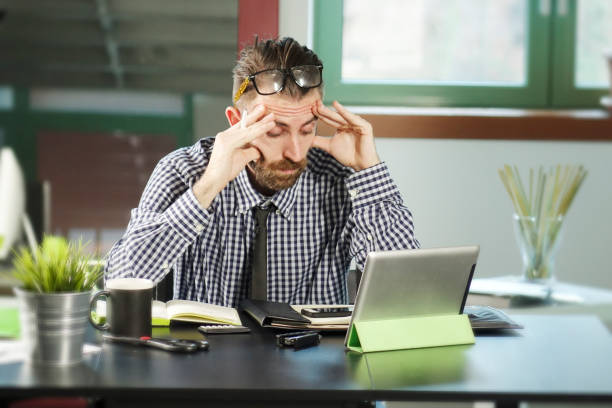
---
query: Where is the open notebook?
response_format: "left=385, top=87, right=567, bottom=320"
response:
left=152, top=299, right=241, bottom=326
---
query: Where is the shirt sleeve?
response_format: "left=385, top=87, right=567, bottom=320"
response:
left=104, top=160, right=212, bottom=284
left=342, top=162, right=420, bottom=271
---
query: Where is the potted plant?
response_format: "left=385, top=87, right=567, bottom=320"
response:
left=12, top=235, right=103, bottom=365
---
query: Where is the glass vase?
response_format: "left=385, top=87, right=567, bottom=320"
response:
left=512, top=214, right=564, bottom=285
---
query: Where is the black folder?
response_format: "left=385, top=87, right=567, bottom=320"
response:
left=240, top=299, right=310, bottom=328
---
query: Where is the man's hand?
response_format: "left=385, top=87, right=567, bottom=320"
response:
left=312, top=101, right=380, bottom=171
left=192, top=105, right=275, bottom=209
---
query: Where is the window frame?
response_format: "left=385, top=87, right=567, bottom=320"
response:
left=551, top=0, right=609, bottom=107
left=313, top=0, right=608, bottom=108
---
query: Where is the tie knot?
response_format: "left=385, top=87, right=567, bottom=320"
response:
left=254, top=205, right=274, bottom=227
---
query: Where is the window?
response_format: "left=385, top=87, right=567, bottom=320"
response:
left=552, top=0, right=612, bottom=106
left=0, top=87, right=13, bottom=110
left=575, top=0, right=612, bottom=87
left=314, top=0, right=612, bottom=108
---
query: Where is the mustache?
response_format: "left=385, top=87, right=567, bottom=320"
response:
left=268, top=158, right=306, bottom=171
left=251, top=158, right=307, bottom=171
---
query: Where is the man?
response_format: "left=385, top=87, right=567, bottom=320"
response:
left=105, top=37, right=419, bottom=307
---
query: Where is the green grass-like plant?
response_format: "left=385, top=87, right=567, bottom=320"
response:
left=12, top=235, right=103, bottom=293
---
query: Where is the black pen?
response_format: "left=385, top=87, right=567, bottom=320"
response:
left=103, top=334, right=208, bottom=352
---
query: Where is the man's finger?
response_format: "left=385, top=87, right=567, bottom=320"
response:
left=332, top=101, right=368, bottom=127
left=314, top=104, right=346, bottom=128
left=231, top=104, right=267, bottom=130
left=315, top=102, right=347, bottom=127
left=229, top=112, right=274, bottom=146
left=242, top=146, right=261, bottom=164
left=241, top=104, right=268, bottom=128
left=240, top=117, right=275, bottom=146
left=245, top=104, right=268, bottom=126
left=312, top=136, right=331, bottom=153
left=316, top=112, right=344, bottom=129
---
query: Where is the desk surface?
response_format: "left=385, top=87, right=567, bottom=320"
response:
left=1, top=314, right=612, bottom=407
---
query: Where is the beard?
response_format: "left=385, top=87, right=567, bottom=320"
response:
left=248, top=157, right=308, bottom=192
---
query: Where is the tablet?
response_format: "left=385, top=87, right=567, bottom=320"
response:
left=344, top=246, right=479, bottom=347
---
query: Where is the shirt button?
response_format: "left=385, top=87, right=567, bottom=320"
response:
left=349, top=189, right=359, bottom=198
left=195, top=224, right=204, bottom=233
left=275, top=210, right=281, bottom=215
left=367, top=234, right=373, bottom=241
left=163, top=263, right=170, bottom=270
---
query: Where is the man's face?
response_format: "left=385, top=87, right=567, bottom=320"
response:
left=244, top=91, right=320, bottom=193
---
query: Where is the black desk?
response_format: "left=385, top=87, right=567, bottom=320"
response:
left=1, top=315, right=612, bottom=408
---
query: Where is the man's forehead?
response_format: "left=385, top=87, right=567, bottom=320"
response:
left=265, top=103, right=314, bottom=117
left=252, top=92, right=320, bottom=118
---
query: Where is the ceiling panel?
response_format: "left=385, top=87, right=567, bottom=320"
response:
left=113, top=19, right=236, bottom=47
left=0, top=0, right=238, bottom=94
left=108, top=0, right=237, bottom=20
left=119, top=45, right=235, bottom=71
left=0, top=0, right=97, bottom=18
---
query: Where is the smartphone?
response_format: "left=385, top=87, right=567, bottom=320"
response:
left=301, top=307, right=353, bottom=318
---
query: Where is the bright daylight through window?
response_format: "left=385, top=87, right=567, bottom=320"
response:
left=575, top=0, right=612, bottom=88
left=342, top=0, right=526, bottom=85
left=316, top=0, right=612, bottom=107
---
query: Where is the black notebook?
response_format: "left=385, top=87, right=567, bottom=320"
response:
left=240, top=299, right=310, bottom=328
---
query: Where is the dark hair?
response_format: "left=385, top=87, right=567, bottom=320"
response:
left=232, top=37, right=323, bottom=105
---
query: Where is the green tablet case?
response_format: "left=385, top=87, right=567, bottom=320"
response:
left=348, top=344, right=469, bottom=387
left=346, top=313, right=475, bottom=353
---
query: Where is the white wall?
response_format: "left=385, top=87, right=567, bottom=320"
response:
left=279, top=0, right=313, bottom=47
left=280, top=0, right=612, bottom=289
left=193, top=94, right=232, bottom=139
left=376, top=138, right=612, bottom=289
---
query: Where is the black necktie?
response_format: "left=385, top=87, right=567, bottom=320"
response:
left=251, top=205, right=274, bottom=300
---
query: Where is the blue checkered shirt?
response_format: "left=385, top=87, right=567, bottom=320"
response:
left=105, top=137, right=419, bottom=307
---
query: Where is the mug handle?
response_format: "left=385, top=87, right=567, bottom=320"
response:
left=89, top=290, right=110, bottom=331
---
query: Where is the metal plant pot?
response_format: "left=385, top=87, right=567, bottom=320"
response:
left=13, top=287, right=92, bottom=366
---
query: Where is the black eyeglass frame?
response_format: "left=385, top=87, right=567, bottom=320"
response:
left=248, top=65, right=323, bottom=96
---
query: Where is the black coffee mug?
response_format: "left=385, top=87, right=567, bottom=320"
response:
left=89, top=278, right=154, bottom=338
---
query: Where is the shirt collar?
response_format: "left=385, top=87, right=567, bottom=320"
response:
left=233, top=169, right=262, bottom=216
left=232, top=167, right=305, bottom=219
left=270, top=173, right=303, bottom=219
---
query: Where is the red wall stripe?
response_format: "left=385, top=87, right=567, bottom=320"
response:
left=237, top=0, right=279, bottom=52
